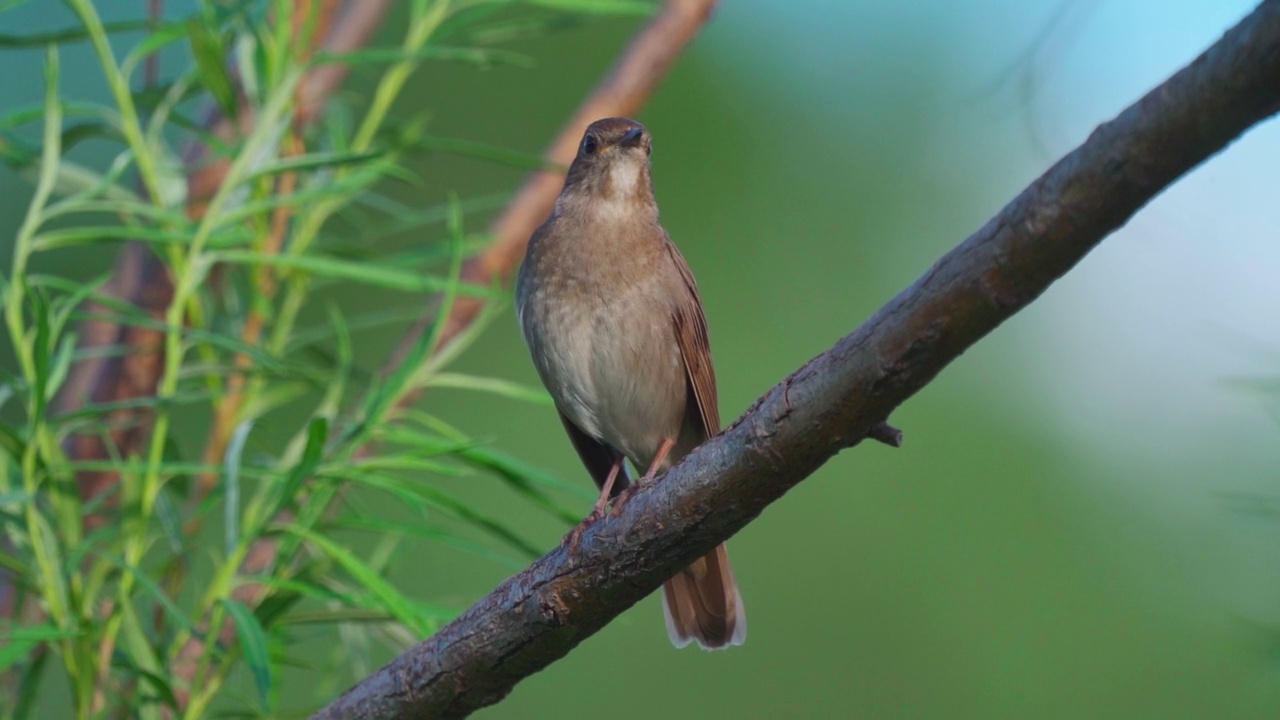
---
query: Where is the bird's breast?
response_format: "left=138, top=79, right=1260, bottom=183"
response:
left=522, top=266, right=688, bottom=469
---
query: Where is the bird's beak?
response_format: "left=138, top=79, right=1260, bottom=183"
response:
left=619, top=127, right=645, bottom=148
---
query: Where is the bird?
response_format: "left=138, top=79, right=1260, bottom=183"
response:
left=515, top=117, right=746, bottom=650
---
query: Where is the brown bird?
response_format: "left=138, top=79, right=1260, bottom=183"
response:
left=515, top=117, right=745, bottom=649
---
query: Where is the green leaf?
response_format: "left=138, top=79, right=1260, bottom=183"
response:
left=282, top=525, right=436, bottom=635
left=334, top=516, right=523, bottom=570
left=44, top=158, right=141, bottom=205
left=96, top=554, right=194, bottom=631
left=265, top=417, right=328, bottom=523
left=275, top=608, right=396, bottom=626
left=12, top=641, right=48, bottom=720
left=424, top=372, right=553, bottom=405
left=213, top=250, right=496, bottom=297
left=0, top=421, right=24, bottom=461
left=410, top=135, right=562, bottom=172
left=154, top=487, right=184, bottom=554
left=125, top=19, right=191, bottom=66
left=0, top=624, right=78, bottom=671
left=336, top=471, right=542, bottom=559
left=0, top=20, right=149, bottom=47
left=29, top=289, right=51, bottom=421
left=524, top=0, right=657, bottom=15
left=224, top=420, right=254, bottom=558
left=109, top=655, right=180, bottom=711
left=186, top=18, right=238, bottom=117
left=313, top=45, right=534, bottom=70
left=243, top=149, right=385, bottom=182
left=32, top=224, right=244, bottom=252
left=42, top=332, right=76, bottom=403
left=221, top=598, right=272, bottom=703
left=459, top=446, right=585, bottom=525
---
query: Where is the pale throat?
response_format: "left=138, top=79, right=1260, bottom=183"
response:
left=592, top=159, right=651, bottom=221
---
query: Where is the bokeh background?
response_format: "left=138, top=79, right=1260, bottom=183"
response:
left=3, top=1, right=1280, bottom=717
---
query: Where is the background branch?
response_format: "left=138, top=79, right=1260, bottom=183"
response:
left=312, top=2, right=1280, bottom=718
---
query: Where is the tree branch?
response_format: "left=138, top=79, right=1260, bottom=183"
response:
left=312, top=2, right=1280, bottom=718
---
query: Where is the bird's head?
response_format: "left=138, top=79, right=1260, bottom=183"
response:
left=561, top=117, right=655, bottom=209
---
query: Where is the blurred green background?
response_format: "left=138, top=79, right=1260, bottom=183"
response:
left=3, top=1, right=1280, bottom=717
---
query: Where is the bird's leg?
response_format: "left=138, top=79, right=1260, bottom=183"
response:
left=563, top=457, right=623, bottom=551
left=610, top=437, right=674, bottom=516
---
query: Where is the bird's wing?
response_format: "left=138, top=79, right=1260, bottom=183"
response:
left=665, top=238, right=720, bottom=436
left=557, top=409, right=631, bottom=495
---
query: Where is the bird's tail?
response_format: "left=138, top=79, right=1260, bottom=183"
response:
left=662, top=543, right=746, bottom=650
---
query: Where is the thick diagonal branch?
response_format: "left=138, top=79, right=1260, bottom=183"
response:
left=313, top=2, right=1280, bottom=718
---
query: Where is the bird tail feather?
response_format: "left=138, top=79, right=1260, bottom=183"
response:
left=662, top=543, right=746, bottom=650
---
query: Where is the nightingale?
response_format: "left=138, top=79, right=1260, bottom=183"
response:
left=515, top=117, right=746, bottom=650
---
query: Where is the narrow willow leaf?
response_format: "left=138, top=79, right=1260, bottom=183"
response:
left=186, top=18, right=237, bottom=117
left=124, top=19, right=190, bottom=69
left=0, top=19, right=149, bottom=47
left=0, top=546, right=31, bottom=577
left=50, top=390, right=216, bottom=425
left=115, top=601, right=176, bottom=715
left=29, top=290, right=51, bottom=420
left=356, top=191, right=508, bottom=243
left=0, top=421, right=24, bottom=461
left=154, top=487, right=183, bottom=554
left=95, top=554, right=194, bottom=631
left=458, top=446, right=586, bottom=525
left=65, top=460, right=268, bottom=480
left=31, top=224, right=241, bottom=252
left=213, top=250, right=496, bottom=297
left=111, top=658, right=179, bottom=711
left=524, top=0, right=657, bottom=15
left=243, top=149, right=384, bottom=181
left=414, top=412, right=592, bottom=499
left=221, top=598, right=272, bottom=703
left=12, top=640, right=48, bottom=720
left=42, top=332, right=76, bottom=403
left=48, top=272, right=109, bottom=339
left=58, top=122, right=124, bottom=155
left=282, top=526, right=434, bottom=635
left=313, top=45, right=534, bottom=69
left=239, top=575, right=355, bottom=607
left=314, top=305, right=351, bottom=422
left=348, top=455, right=467, bottom=476
left=424, top=372, right=553, bottom=405
left=334, top=516, right=523, bottom=570
left=0, top=624, right=78, bottom=671
left=214, top=171, right=387, bottom=228
left=411, top=135, right=562, bottom=172
left=286, top=307, right=423, bottom=352
left=224, top=420, right=254, bottom=558
left=275, top=608, right=395, bottom=626
left=266, top=417, right=327, bottom=523
left=334, top=471, right=541, bottom=559
left=317, top=470, right=429, bottom=517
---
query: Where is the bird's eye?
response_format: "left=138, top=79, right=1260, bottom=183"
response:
left=582, top=134, right=599, bottom=156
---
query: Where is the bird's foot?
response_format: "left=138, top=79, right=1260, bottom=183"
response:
left=562, top=508, right=603, bottom=553
left=608, top=483, right=642, bottom=517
